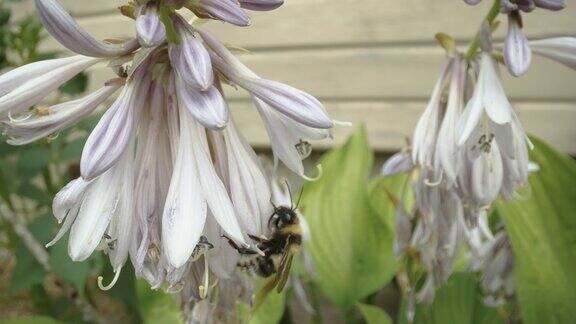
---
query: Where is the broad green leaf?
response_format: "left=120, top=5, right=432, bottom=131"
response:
left=17, top=182, right=52, bottom=205
left=250, top=282, right=286, bottom=324
left=59, top=72, right=88, bottom=95
left=101, top=263, right=143, bottom=323
left=10, top=217, right=53, bottom=293
left=357, top=303, right=392, bottom=324
left=301, top=125, right=397, bottom=310
left=48, top=236, right=94, bottom=295
left=17, top=147, right=51, bottom=176
left=496, top=137, right=576, bottom=324
left=2, top=316, right=64, bottom=324
left=137, top=280, right=182, bottom=324
left=400, top=273, right=504, bottom=324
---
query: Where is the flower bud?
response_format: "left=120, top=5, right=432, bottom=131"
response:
left=35, top=0, right=139, bottom=57
left=239, top=0, right=284, bottom=11
left=136, top=4, right=166, bottom=47
left=504, top=12, right=532, bottom=77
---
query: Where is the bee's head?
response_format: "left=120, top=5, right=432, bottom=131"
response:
left=269, top=206, right=298, bottom=229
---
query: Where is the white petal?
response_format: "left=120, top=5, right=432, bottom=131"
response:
left=108, top=146, right=135, bottom=269
left=0, top=56, right=100, bottom=118
left=175, top=76, right=228, bottom=129
left=4, top=85, right=120, bottom=145
left=382, top=151, right=413, bottom=177
left=530, top=37, right=576, bottom=70
left=162, top=106, right=207, bottom=268
left=68, top=167, right=122, bottom=261
left=229, top=76, right=333, bottom=129
left=136, top=6, right=166, bottom=48
left=457, top=82, right=484, bottom=146
left=52, top=177, right=91, bottom=223
left=189, top=114, right=245, bottom=245
left=35, top=0, right=139, bottom=57
left=413, top=60, right=452, bottom=164
left=254, top=97, right=305, bottom=176
left=471, top=144, right=503, bottom=206
left=504, top=15, right=532, bottom=77
left=0, top=56, right=82, bottom=97
left=223, top=120, right=272, bottom=235
left=437, top=59, right=466, bottom=183
left=480, top=54, right=513, bottom=125
left=170, top=23, right=213, bottom=90
left=80, top=74, right=148, bottom=180
left=46, top=205, right=80, bottom=248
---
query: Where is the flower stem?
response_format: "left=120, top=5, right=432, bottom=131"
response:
left=465, top=0, right=501, bottom=60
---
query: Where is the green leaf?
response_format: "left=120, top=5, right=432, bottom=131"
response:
left=496, top=137, right=576, bottom=324
left=48, top=236, right=94, bottom=295
left=301, top=125, right=397, bottom=310
left=400, top=273, right=504, bottom=324
left=250, top=281, right=286, bottom=324
left=10, top=216, right=54, bottom=293
left=1, top=316, right=64, bottom=324
left=357, top=303, right=392, bottom=324
left=17, top=182, right=52, bottom=206
left=137, top=280, right=182, bottom=324
left=102, top=263, right=143, bottom=323
left=59, top=137, right=87, bottom=161
left=17, top=147, right=51, bottom=176
left=59, top=72, right=88, bottom=95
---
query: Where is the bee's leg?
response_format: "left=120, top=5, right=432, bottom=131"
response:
left=248, top=234, right=269, bottom=243
left=223, top=235, right=258, bottom=255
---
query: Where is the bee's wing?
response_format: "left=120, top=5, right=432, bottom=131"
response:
left=276, top=252, right=294, bottom=293
left=275, top=235, right=297, bottom=293
left=253, top=275, right=281, bottom=311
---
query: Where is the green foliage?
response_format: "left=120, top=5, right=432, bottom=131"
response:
left=48, top=236, right=96, bottom=294
left=2, top=316, right=64, bottom=324
left=357, top=303, right=392, bottom=324
left=401, top=273, right=504, bottom=324
left=496, top=137, right=576, bottom=324
left=250, top=281, right=286, bottom=324
left=137, top=280, right=182, bottom=324
left=10, top=217, right=53, bottom=293
left=300, top=125, right=397, bottom=311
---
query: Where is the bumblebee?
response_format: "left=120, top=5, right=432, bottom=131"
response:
left=226, top=187, right=307, bottom=308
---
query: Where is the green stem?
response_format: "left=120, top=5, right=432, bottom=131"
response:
left=465, top=0, right=501, bottom=60
left=42, top=166, right=57, bottom=196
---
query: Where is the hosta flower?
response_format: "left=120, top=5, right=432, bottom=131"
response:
left=388, top=25, right=532, bottom=306
left=136, top=2, right=166, bottom=47
left=465, top=0, right=566, bottom=76
left=530, top=37, right=576, bottom=70
left=1, top=0, right=333, bottom=296
left=504, top=11, right=531, bottom=77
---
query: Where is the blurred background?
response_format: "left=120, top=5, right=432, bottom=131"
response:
left=0, top=0, right=575, bottom=323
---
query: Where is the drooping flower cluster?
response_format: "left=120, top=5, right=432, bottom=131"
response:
left=0, top=0, right=332, bottom=308
left=178, top=166, right=311, bottom=322
left=464, top=0, right=567, bottom=76
left=385, top=9, right=576, bottom=305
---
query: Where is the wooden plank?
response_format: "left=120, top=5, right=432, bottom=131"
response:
left=85, top=47, right=576, bottom=101
left=229, top=100, right=576, bottom=154
left=29, top=0, right=576, bottom=50
left=8, top=0, right=120, bottom=19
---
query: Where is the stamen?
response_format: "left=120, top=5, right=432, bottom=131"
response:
left=424, top=170, right=443, bottom=186
left=198, top=255, right=211, bottom=299
left=333, top=120, right=353, bottom=127
left=47, top=133, right=60, bottom=142
left=98, top=266, right=123, bottom=291
left=8, top=111, right=32, bottom=123
left=303, top=164, right=323, bottom=182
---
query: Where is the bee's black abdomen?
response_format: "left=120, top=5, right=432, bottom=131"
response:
left=256, top=257, right=276, bottom=277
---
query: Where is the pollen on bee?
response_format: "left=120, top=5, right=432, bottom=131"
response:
left=35, top=105, right=52, bottom=117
